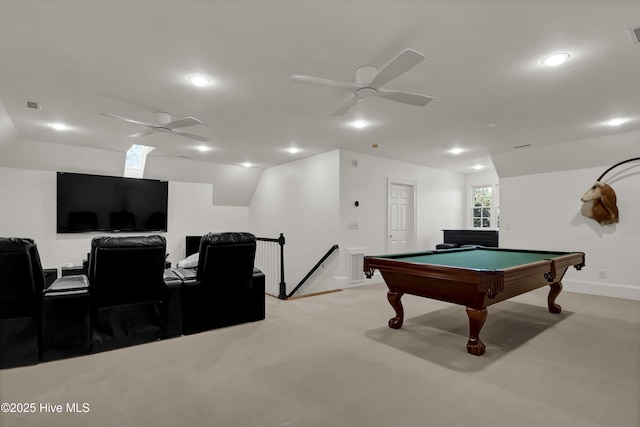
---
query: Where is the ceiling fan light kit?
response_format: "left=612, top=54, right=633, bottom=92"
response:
left=290, top=48, right=434, bottom=116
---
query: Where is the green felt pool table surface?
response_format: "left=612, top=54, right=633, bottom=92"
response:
left=378, top=247, right=573, bottom=271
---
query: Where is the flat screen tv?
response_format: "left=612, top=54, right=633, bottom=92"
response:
left=57, top=172, right=168, bottom=233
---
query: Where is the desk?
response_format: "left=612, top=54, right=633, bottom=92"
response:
left=364, top=247, right=585, bottom=355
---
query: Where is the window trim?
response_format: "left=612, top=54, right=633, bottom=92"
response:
left=469, top=184, right=499, bottom=229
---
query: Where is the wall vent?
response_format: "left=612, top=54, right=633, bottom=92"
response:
left=26, top=101, right=40, bottom=109
left=629, top=26, right=640, bottom=44
left=348, top=247, right=366, bottom=284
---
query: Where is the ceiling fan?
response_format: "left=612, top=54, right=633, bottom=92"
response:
left=290, top=48, right=434, bottom=116
left=100, top=111, right=209, bottom=141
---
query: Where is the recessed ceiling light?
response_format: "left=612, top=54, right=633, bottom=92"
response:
left=241, top=162, right=253, bottom=168
left=351, top=120, right=369, bottom=129
left=188, top=74, right=212, bottom=87
left=472, top=165, right=485, bottom=170
left=50, top=122, right=68, bottom=131
left=541, top=53, right=571, bottom=66
left=287, top=147, right=301, bottom=154
left=449, top=148, right=464, bottom=155
left=196, top=145, right=210, bottom=152
left=605, top=118, right=627, bottom=126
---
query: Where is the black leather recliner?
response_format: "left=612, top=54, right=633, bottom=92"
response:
left=0, top=238, right=45, bottom=368
left=178, top=232, right=265, bottom=334
left=88, top=235, right=181, bottom=352
left=1, top=237, right=92, bottom=367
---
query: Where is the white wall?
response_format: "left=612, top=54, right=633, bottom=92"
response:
left=0, top=100, right=19, bottom=148
left=0, top=132, right=260, bottom=269
left=339, top=150, right=465, bottom=254
left=338, top=150, right=465, bottom=289
left=0, top=166, right=249, bottom=272
left=499, top=165, right=640, bottom=300
left=0, top=137, right=263, bottom=206
left=250, top=149, right=466, bottom=296
left=165, top=181, right=250, bottom=263
left=492, top=130, right=640, bottom=178
left=249, top=150, right=341, bottom=296
left=144, top=156, right=262, bottom=207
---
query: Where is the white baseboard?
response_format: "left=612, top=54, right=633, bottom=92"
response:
left=563, top=279, right=640, bottom=301
left=334, top=272, right=383, bottom=289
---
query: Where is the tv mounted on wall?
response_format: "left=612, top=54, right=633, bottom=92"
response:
left=57, top=172, right=169, bottom=233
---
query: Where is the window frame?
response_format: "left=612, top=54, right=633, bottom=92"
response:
left=469, top=184, right=499, bottom=229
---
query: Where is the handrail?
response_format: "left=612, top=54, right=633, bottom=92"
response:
left=257, top=234, right=286, bottom=299
left=287, top=244, right=339, bottom=299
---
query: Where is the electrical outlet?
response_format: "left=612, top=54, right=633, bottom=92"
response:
left=598, top=270, right=606, bottom=280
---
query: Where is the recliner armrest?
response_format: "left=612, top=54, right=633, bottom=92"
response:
left=43, top=275, right=89, bottom=296
left=172, top=267, right=197, bottom=283
left=41, top=275, right=91, bottom=361
left=163, top=269, right=183, bottom=338
left=250, top=268, right=265, bottom=321
left=252, top=268, right=265, bottom=290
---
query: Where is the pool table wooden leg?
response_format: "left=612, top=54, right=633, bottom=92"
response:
left=548, top=281, right=563, bottom=313
left=466, top=307, right=487, bottom=356
left=387, top=290, right=404, bottom=329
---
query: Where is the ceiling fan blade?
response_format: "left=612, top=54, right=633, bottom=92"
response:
left=368, top=49, right=425, bottom=89
left=171, top=129, right=210, bottom=142
left=329, top=94, right=361, bottom=116
left=290, top=74, right=360, bottom=90
left=101, top=112, right=155, bottom=127
left=164, top=117, right=202, bottom=129
left=129, top=130, right=155, bottom=138
left=377, top=89, right=434, bottom=106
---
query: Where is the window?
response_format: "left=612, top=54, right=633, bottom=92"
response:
left=471, top=185, right=499, bottom=228
left=124, top=144, right=155, bottom=178
left=125, top=144, right=145, bottom=169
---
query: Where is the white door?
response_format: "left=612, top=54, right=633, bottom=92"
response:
left=388, top=182, right=415, bottom=253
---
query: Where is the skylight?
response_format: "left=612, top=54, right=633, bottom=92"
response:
left=125, top=144, right=145, bottom=169
left=124, top=144, right=155, bottom=178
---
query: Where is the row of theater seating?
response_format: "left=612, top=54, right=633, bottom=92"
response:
left=0, top=232, right=265, bottom=369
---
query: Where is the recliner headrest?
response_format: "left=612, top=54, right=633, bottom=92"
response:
left=91, top=235, right=166, bottom=249
left=0, top=237, right=36, bottom=253
left=200, top=232, right=256, bottom=247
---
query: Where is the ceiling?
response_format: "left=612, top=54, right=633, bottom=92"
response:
left=1, top=0, right=639, bottom=174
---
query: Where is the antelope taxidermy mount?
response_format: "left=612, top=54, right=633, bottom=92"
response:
left=581, top=182, right=619, bottom=225
left=580, top=157, right=640, bottom=226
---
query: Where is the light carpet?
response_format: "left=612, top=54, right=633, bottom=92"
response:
left=1, top=282, right=639, bottom=427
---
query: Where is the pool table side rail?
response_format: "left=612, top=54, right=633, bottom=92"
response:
left=364, top=256, right=545, bottom=295
left=363, top=251, right=585, bottom=296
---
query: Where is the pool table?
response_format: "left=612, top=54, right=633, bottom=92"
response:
left=363, top=246, right=585, bottom=355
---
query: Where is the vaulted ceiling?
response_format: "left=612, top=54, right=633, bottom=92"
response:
left=1, top=0, right=639, bottom=174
